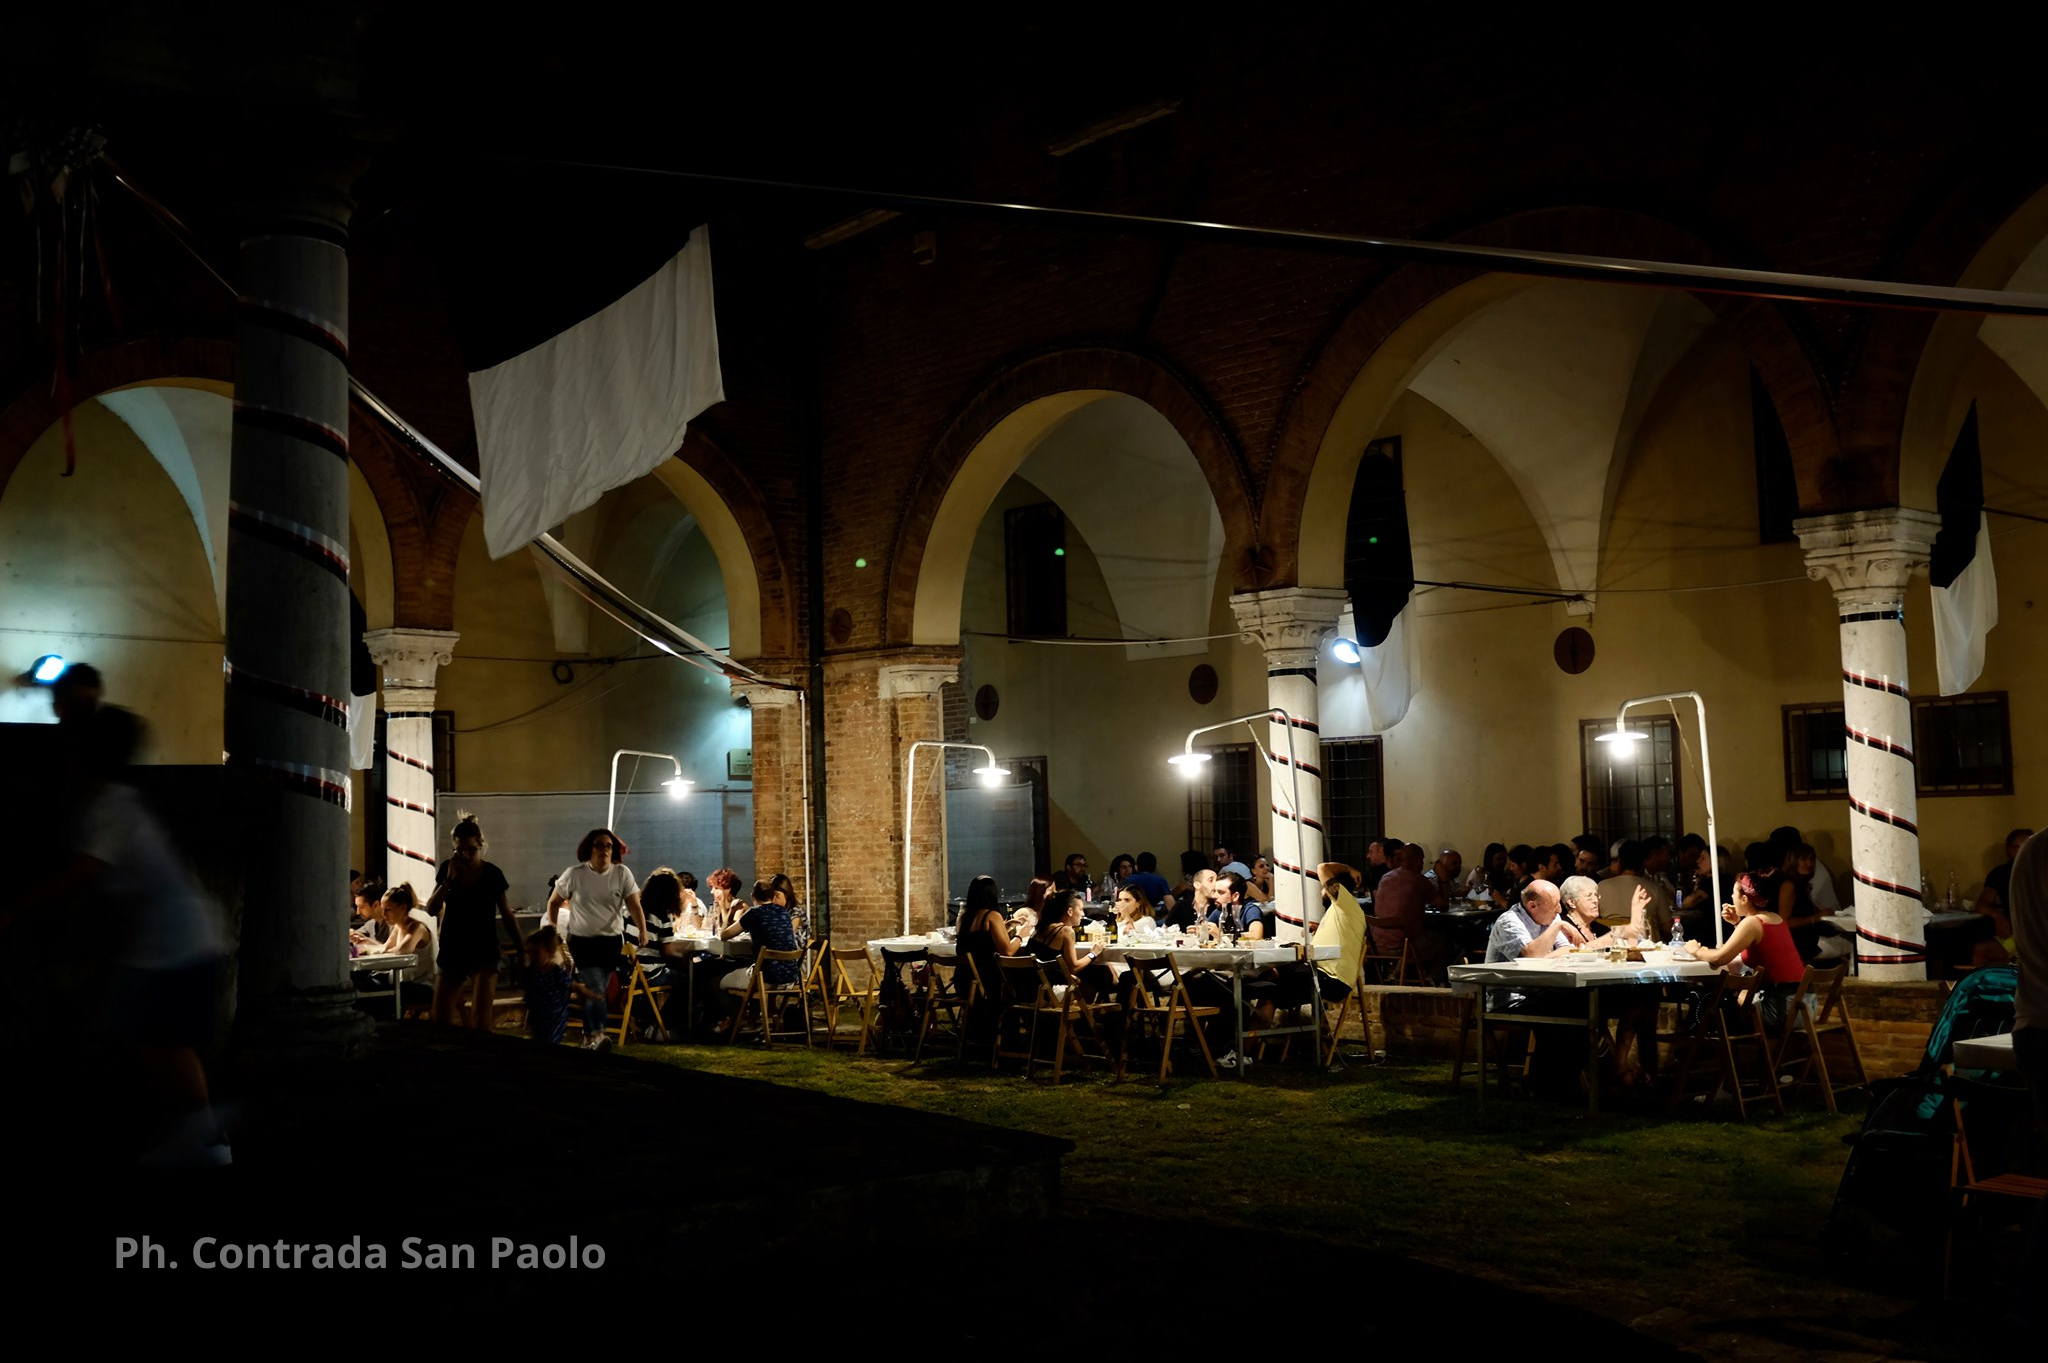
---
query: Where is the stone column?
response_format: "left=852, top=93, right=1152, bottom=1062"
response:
left=819, top=650, right=959, bottom=946
left=223, top=164, right=370, bottom=1058
left=364, top=628, right=460, bottom=899
left=1796, top=508, right=1942, bottom=981
left=1231, top=587, right=1350, bottom=942
left=733, top=671, right=810, bottom=908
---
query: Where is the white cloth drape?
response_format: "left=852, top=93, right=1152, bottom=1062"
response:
left=471, top=226, right=723, bottom=559
left=1931, top=512, right=1997, bottom=696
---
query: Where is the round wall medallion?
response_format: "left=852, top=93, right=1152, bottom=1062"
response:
left=828, top=608, right=853, bottom=646
left=974, top=684, right=1000, bottom=721
left=1188, top=663, right=1219, bottom=705
left=1553, top=626, right=1595, bottom=675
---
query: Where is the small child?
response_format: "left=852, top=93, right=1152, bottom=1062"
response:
left=524, top=926, right=581, bottom=1045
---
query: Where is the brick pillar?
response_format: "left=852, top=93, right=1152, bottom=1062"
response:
left=1796, top=508, right=1941, bottom=982
left=820, top=650, right=960, bottom=946
left=363, top=627, right=459, bottom=900
left=1231, top=586, right=1349, bottom=942
left=733, top=672, right=809, bottom=908
left=223, top=162, right=371, bottom=1060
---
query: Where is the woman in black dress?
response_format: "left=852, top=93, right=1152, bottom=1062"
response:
left=429, top=812, right=523, bottom=1029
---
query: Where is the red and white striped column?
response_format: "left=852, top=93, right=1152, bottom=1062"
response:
left=1796, top=509, right=1942, bottom=982
left=1232, top=587, right=1349, bottom=943
left=223, top=168, right=369, bottom=1053
left=364, top=629, right=460, bottom=900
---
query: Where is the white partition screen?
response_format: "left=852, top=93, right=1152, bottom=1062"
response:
left=944, top=782, right=1037, bottom=902
left=433, top=789, right=754, bottom=911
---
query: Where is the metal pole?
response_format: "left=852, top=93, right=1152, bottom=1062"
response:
left=901, top=740, right=999, bottom=934
left=608, top=748, right=682, bottom=832
left=1615, top=693, right=1721, bottom=947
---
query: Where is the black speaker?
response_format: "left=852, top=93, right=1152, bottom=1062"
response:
left=1343, top=438, right=1413, bottom=647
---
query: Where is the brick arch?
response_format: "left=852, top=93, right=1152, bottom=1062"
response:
left=0, top=336, right=234, bottom=498
left=1879, top=169, right=2048, bottom=512
left=1263, top=207, right=1839, bottom=589
left=674, top=428, right=797, bottom=662
left=885, top=345, right=1258, bottom=647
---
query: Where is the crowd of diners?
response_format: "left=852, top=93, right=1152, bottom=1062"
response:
left=344, top=818, right=2034, bottom=1075
left=347, top=817, right=806, bottom=1050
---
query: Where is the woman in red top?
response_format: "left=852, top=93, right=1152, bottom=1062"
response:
left=1686, top=871, right=1805, bottom=1030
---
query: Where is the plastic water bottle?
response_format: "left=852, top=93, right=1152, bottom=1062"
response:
left=1945, top=870, right=1959, bottom=913
left=1669, top=917, right=1686, bottom=954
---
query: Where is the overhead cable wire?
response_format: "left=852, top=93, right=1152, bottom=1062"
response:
left=508, top=156, right=2048, bottom=320
left=106, top=162, right=798, bottom=693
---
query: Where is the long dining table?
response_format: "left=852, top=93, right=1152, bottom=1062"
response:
left=1446, top=950, right=1721, bottom=1114
left=866, top=933, right=1338, bottom=1075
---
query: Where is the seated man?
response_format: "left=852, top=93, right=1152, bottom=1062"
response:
left=1050, top=852, right=1092, bottom=895
left=1126, top=853, right=1171, bottom=913
left=1597, top=839, right=1675, bottom=940
left=1369, top=845, right=1451, bottom=980
left=1163, top=867, right=1215, bottom=930
left=1424, top=847, right=1463, bottom=910
left=1207, top=872, right=1265, bottom=939
left=1482, top=879, right=1587, bottom=1095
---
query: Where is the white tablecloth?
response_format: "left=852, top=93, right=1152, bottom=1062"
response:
left=866, top=936, right=1332, bottom=968
left=1447, top=952, right=1720, bottom=993
left=1952, top=1031, right=2016, bottom=1070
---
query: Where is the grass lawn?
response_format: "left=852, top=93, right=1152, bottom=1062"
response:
left=642, top=1042, right=1965, bottom=1360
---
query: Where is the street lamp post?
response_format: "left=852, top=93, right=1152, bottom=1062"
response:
left=1169, top=708, right=1325, bottom=1071
left=607, top=748, right=693, bottom=831
left=1170, top=709, right=1312, bottom=926
left=1593, top=692, right=1722, bottom=946
left=901, top=741, right=1009, bottom=934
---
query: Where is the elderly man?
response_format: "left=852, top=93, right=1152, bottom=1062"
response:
left=1483, top=879, right=1589, bottom=1096
left=1424, top=847, right=1464, bottom=910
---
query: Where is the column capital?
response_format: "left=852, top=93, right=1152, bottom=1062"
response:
left=877, top=659, right=959, bottom=700
left=364, top=627, right=460, bottom=692
left=1231, top=587, right=1350, bottom=668
left=1794, top=508, right=1941, bottom=608
left=731, top=677, right=804, bottom=708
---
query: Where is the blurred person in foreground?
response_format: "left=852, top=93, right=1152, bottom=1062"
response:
left=5, top=707, right=230, bottom=1165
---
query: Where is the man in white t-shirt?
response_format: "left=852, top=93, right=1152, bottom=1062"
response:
left=546, top=829, right=646, bottom=1050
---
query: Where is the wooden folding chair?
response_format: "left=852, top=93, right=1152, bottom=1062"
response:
left=950, top=953, right=990, bottom=1062
left=570, top=945, right=668, bottom=1049
left=1119, top=954, right=1219, bottom=1081
left=1364, top=925, right=1427, bottom=986
left=913, top=952, right=970, bottom=1063
left=724, top=947, right=812, bottom=1048
left=1943, top=1080, right=2048, bottom=1299
left=1771, top=963, right=1866, bottom=1112
left=1031, top=956, right=1112, bottom=1083
left=1665, top=973, right=1783, bottom=1119
left=1451, top=992, right=1539, bottom=1092
left=992, top=956, right=1055, bottom=1073
left=825, top=946, right=877, bottom=1051
left=1318, top=956, right=1374, bottom=1067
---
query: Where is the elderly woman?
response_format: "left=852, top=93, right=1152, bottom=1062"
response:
left=546, top=829, right=647, bottom=1052
left=1560, top=874, right=1658, bottom=1082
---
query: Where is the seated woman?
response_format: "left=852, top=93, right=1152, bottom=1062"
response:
left=1111, top=884, right=1156, bottom=938
left=1245, top=856, right=1275, bottom=904
left=956, top=875, right=1017, bottom=1043
left=1025, top=890, right=1109, bottom=997
left=1010, top=876, right=1054, bottom=941
left=640, top=867, right=684, bottom=939
left=1685, top=871, right=1807, bottom=1033
left=375, top=885, right=435, bottom=1012
left=714, top=880, right=802, bottom=1037
left=1559, top=875, right=1660, bottom=1081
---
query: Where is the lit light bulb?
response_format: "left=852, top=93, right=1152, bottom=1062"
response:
left=29, top=654, right=67, bottom=684
left=1331, top=639, right=1362, bottom=666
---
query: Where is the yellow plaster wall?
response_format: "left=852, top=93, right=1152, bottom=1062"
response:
left=0, top=404, right=222, bottom=762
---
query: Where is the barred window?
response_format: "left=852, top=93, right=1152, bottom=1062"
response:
left=1581, top=716, right=1681, bottom=847
left=1782, top=703, right=1849, bottom=800
left=1321, top=738, right=1385, bottom=869
left=1186, top=743, right=1258, bottom=864
left=1914, top=692, right=2012, bottom=795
